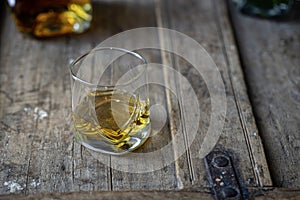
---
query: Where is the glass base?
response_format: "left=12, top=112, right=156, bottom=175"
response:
left=74, top=123, right=151, bottom=155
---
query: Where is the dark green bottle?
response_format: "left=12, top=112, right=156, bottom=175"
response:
left=234, top=0, right=293, bottom=17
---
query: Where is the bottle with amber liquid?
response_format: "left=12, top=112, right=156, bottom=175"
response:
left=6, top=0, right=92, bottom=38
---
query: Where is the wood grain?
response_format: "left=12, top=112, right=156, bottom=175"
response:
left=0, top=188, right=300, bottom=200
left=215, top=0, right=272, bottom=187
left=156, top=0, right=271, bottom=189
left=254, top=188, right=300, bottom=200
left=228, top=0, right=300, bottom=187
left=0, top=191, right=213, bottom=200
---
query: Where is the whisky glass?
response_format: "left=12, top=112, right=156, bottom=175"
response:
left=69, top=47, right=151, bottom=155
left=6, top=0, right=92, bottom=37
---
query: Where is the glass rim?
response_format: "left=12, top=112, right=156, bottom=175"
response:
left=69, top=47, right=147, bottom=88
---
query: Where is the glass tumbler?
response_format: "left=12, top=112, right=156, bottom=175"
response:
left=69, top=47, right=151, bottom=155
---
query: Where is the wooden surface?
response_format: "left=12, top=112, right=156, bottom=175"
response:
left=0, top=191, right=214, bottom=200
left=229, top=1, right=300, bottom=188
left=255, top=188, right=300, bottom=200
left=0, top=188, right=300, bottom=200
left=0, top=0, right=274, bottom=197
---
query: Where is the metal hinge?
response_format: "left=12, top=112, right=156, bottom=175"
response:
left=205, top=149, right=249, bottom=200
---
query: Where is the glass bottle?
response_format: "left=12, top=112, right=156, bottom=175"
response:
left=6, top=0, right=92, bottom=38
left=234, top=0, right=293, bottom=18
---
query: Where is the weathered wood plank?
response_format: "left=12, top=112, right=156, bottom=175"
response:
left=0, top=190, right=213, bottom=200
left=228, top=0, right=300, bottom=187
left=255, top=188, right=300, bottom=200
left=156, top=0, right=271, bottom=189
left=1, top=188, right=300, bottom=200
left=215, top=0, right=272, bottom=187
